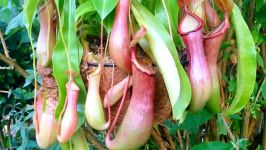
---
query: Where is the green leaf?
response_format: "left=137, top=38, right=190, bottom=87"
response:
left=256, top=4, right=266, bottom=28
left=103, top=9, right=115, bottom=33
left=0, top=8, right=11, bottom=23
left=12, top=88, right=34, bottom=100
left=92, top=0, right=118, bottom=19
left=132, top=1, right=191, bottom=120
left=60, top=142, right=71, bottom=150
left=23, top=0, right=39, bottom=31
left=154, top=0, right=181, bottom=45
left=141, top=0, right=158, bottom=13
left=257, top=51, right=265, bottom=69
left=256, top=0, right=266, bottom=11
left=53, top=0, right=87, bottom=129
left=71, top=128, right=89, bottom=149
left=178, top=109, right=214, bottom=134
left=0, top=95, right=7, bottom=105
left=225, top=4, right=257, bottom=115
left=217, top=115, right=227, bottom=135
left=262, top=81, right=266, bottom=99
left=75, top=0, right=96, bottom=21
left=0, top=0, right=8, bottom=7
left=190, top=141, right=233, bottom=150
left=17, top=128, right=29, bottom=150
left=5, top=12, right=24, bottom=35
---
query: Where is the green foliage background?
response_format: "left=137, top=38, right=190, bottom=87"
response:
left=0, top=0, right=266, bottom=149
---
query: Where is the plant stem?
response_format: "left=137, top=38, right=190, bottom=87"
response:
left=0, top=53, right=29, bottom=78
left=248, top=116, right=259, bottom=139
left=221, top=116, right=239, bottom=150
left=0, top=90, right=9, bottom=94
left=162, top=126, right=176, bottom=149
left=263, top=111, right=266, bottom=150
left=241, top=105, right=250, bottom=139
left=253, top=77, right=266, bottom=105
left=185, top=130, right=190, bottom=150
left=83, top=127, right=107, bottom=150
left=177, top=129, right=184, bottom=150
left=0, top=30, right=11, bottom=59
left=151, top=128, right=167, bottom=150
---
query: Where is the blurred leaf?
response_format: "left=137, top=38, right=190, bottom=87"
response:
left=256, top=0, right=266, bottom=12
left=141, top=0, right=158, bottom=13
left=178, top=109, right=214, bottom=134
left=228, top=76, right=237, bottom=93
left=5, top=12, right=24, bottom=35
left=257, top=51, right=265, bottom=69
left=132, top=1, right=191, bottom=120
left=262, top=80, right=266, bottom=99
left=11, top=88, right=34, bottom=100
left=23, top=69, right=41, bottom=87
left=0, top=8, right=12, bottom=23
left=71, top=128, right=89, bottom=149
left=75, top=0, right=96, bottom=21
left=229, top=114, right=242, bottom=120
left=92, top=0, right=118, bottom=19
left=0, top=0, right=8, bottom=7
left=237, top=139, right=248, bottom=150
left=217, top=115, right=227, bottom=135
left=256, top=4, right=266, bottom=28
left=17, top=128, right=29, bottom=150
left=190, top=141, right=233, bottom=150
left=0, top=95, right=7, bottom=105
left=23, top=0, right=39, bottom=31
left=163, top=119, right=177, bottom=135
left=103, top=9, right=115, bottom=33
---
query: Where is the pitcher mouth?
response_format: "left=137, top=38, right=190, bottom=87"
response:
left=178, top=7, right=203, bottom=36
left=204, top=13, right=230, bottom=39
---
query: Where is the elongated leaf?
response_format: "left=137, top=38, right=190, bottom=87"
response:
left=155, top=0, right=181, bottom=45
left=75, top=0, right=96, bottom=21
left=141, top=0, right=158, bottom=13
left=53, top=0, right=87, bottom=129
left=92, top=0, right=118, bottom=19
left=132, top=1, right=191, bottom=120
left=225, top=4, right=257, bottom=115
left=23, top=0, right=39, bottom=31
left=23, top=0, right=39, bottom=111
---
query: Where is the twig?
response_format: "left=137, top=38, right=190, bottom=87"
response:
left=221, top=116, right=239, bottom=150
left=0, top=66, right=13, bottom=70
left=262, top=111, right=266, bottom=150
left=248, top=117, right=259, bottom=139
left=0, top=30, right=11, bottom=59
left=261, top=44, right=266, bottom=67
left=185, top=131, right=189, bottom=150
left=177, top=129, right=184, bottom=150
left=241, top=105, right=250, bottom=139
left=253, top=77, right=266, bottom=105
left=83, top=127, right=108, bottom=150
left=0, top=90, right=9, bottom=94
left=0, top=30, right=14, bottom=70
left=0, top=53, right=29, bottom=78
left=162, top=126, right=176, bottom=149
left=151, top=128, right=167, bottom=150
